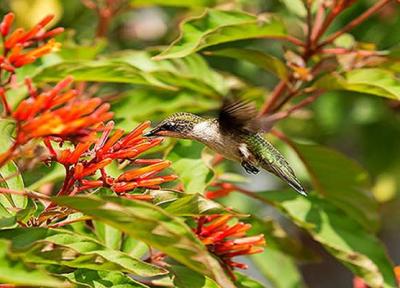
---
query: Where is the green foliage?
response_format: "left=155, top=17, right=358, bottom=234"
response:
left=0, top=239, right=66, bottom=287
left=0, top=1, right=399, bottom=288
left=260, top=191, right=397, bottom=288
left=52, top=195, right=235, bottom=288
left=154, top=9, right=286, bottom=60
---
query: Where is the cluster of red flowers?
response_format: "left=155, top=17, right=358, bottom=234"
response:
left=0, top=13, right=62, bottom=73
left=0, top=13, right=63, bottom=116
left=14, top=76, right=113, bottom=144
left=45, top=120, right=177, bottom=199
left=195, top=215, right=265, bottom=278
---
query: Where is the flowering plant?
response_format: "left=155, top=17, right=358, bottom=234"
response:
left=0, top=1, right=400, bottom=288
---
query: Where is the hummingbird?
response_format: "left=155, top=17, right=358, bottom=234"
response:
left=144, top=99, right=306, bottom=196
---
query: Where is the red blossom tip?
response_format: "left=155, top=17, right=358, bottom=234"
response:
left=0, top=13, right=15, bottom=37
left=117, top=160, right=171, bottom=182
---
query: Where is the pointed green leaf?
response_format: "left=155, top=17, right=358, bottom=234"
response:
left=155, top=9, right=286, bottom=60
left=34, top=52, right=227, bottom=97
left=0, top=228, right=166, bottom=277
left=259, top=191, right=396, bottom=288
left=207, top=48, right=288, bottom=80
left=52, top=195, right=236, bottom=288
left=63, top=268, right=149, bottom=288
left=291, top=143, right=378, bottom=231
left=0, top=119, right=26, bottom=210
left=251, top=249, right=304, bottom=288
left=171, top=265, right=221, bottom=288
left=0, top=239, right=66, bottom=287
left=234, top=272, right=266, bottom=288
left=315, top=68, right=400, bottom=100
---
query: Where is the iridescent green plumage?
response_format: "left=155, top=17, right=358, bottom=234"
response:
left=243, top=134, right=305, bottom=194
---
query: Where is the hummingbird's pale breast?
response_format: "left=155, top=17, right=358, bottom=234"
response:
left=190, top=119, right=245, bottom=162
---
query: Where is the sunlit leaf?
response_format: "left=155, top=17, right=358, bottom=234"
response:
left=171, top=265, right=221, bottom=288
left=155, top=9, right=286, bottom=60
left=251, top=249, right=304, bottom=288
left=259, top=191, right=397, bottom=288
left=234, top=272, right=266, bottom=288
left=34, top=51, right=227, bottom=97
left=291, top=143, right=379, bottom=231
left=0, top=228, right=167, bottom=277
left=52, top=195, right=236, bottom=288
left=162, top=193, right=243, bottom=216
left=168, top=141, right=214, bottom=194
left=0, top=119, right=26, bottom=210
left=315, top=68, right=400, bottom=100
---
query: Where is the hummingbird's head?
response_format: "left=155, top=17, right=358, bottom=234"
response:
left=144, top=113, right=204, bottom=139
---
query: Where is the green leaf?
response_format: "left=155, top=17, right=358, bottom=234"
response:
left=0, top=228, right=166, bottom=277
left=251, top=249, right=304, bottom=288
left=234, top=272, right=266, bottom=288
left=113, top=89, right=219, bottom=125
left=315, top=68, right=400, bottom=100
left=168, top=140, right=214, bottom=194
left=292, top=143, right=378, bottom=232
left=33, top=60, right=174, bottom=89
left=0, top=119, right=26, bottom=210
left=206, top=48, right=288, bottom=80
left=279, top=0, right=307, bottom=17
left=0, top=239, right=66, bottom=287
left=249, top=217, right=317, bottom=262
left=171, top=265, right=221, bottom=288
left=63, top=268, right=149, bottom=288
left=259, top=191, right=397, bottom=288
left=162, top=194, right=242, bottom=216
left=93, top=221, right=122, bottom=250
left=131, top=0, right=216, bottom=7
left=52, top=195, right=236, bottom=288
left=154, top=9, right=286, bottom=60
left=28, top=163, right=65, bottom=190
left=34, top=51, right=227, bottom=97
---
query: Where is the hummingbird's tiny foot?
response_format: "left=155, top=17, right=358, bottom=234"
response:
left=241, top=161, right=259, bottom=175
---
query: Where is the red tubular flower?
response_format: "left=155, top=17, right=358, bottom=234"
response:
left=0, top=13, right=15, bottom=36
left=0, top=13, right=63, bottom=76
left=46, top=120, right=177, bottom=197
left=205, top=182, right=236, bottom=199
left=13, top=77, right=113, bottom=144
left=195, top=215, right=265, bottom=278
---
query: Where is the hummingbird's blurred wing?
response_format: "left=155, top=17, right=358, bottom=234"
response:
left=218, top=98, right=275, bottom=133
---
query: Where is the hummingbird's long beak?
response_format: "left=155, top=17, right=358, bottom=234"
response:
left=143, top=127, right=162, bottom=137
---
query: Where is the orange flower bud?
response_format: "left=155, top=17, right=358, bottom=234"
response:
left=117, top=160, right=171, bottom=181
left=0, top=13, right=15, bottom=36
left=5, top=28, right=25, bottom=49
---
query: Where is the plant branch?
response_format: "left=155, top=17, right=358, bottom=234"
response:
left=259, top=80, right=288, bottom=116
left=264, top=90, right=323, bottom=123
left=320, top=0, right=394, bottom=46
